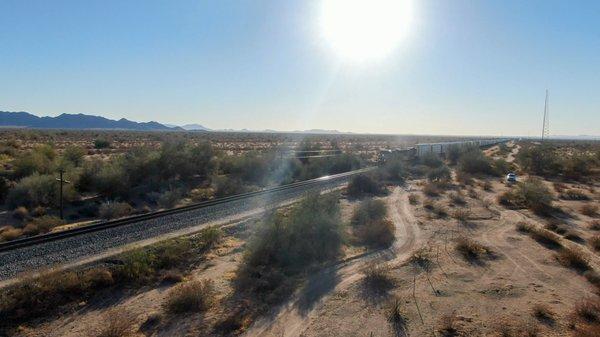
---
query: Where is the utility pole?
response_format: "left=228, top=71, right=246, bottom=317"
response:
left=56, top=169, right=70, bottom=220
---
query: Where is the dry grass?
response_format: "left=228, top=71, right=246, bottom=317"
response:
left=564, top=230, right=585, bottom=243
left=544, top=221, right=568, bottom=235
left=531, top=304, right=555, bottom=323
left=387, top=298, right=408, bottom=335
left=573, top=324, right=600, bottom=337
left=437, top=313, right=463, bottom=337
left=96, top=308, right=135, bottom=337
left=560, top=189, right=590, bottom=200
left=574, top=297, right=600, bottom=323
left=163, top=279, right=215, bottom=314
left=448, top=192, right=466, bottom=205
left=556, top=247, right=591, bottom=272
left=408, top=193, right=419, bottom=205
left=589, top=235, right=600, bottom=251
left=0, top=227, right=23, bottom=241
left=362, top=264, right=395, bottom=293
left=590, top=221, right=600, bottom=231
left=455, top=237, right=494, bottom=263
left=451, top=208, right=471, bottom=223
left=409, top=247, right=434, bottom=272
left=423, top=182, right=441, bottom=197
left=423, top=201, right=447, bottom=218
left=581, top=204, right=599, bottom=217
left=160, top=270, right=184, bottom=284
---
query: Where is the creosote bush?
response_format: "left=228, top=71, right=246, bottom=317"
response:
left=163, top=279, right=215, bottom=314
left=99, top=201, right=132, bottom=220
left=351, top=199, right=395, bottom=248
left=556, top=247, right=590, bottom=272
left=498, top=178, right=554, bottom=215
left=455, top=237, right=493, bottom=262
left=347, top=174, right=384, bottom=198
left=235, top=193, right=343, bottom=306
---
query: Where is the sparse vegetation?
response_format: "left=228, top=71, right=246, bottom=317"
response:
left=581, top=203, right=599, bottom=217
left=96, top=308, right=134, bottom=337
left=531, top=304, right=555, bottom=323
left=560, top=189, right=590, bottom=200
left=351, top=199, right=395, bottom=248
left=362, top=264, right=395, bottom=293
left=408, top=193, right=419, bottom=205
left=455, top=237, right=494, bottom=262
left=556, top=247, right=591, bottom=272
left=589, top=235, right=600, bottom=251
left=498, top=177, right=554, bottom=215
left=98, top=201, right=133, bottom=220
left=347, top=174, right=384, bottom=198
left=163, top=279, right=215, bottom=314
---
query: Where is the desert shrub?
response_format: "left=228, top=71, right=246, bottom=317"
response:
left=573, top=324, right=600, bottom=337
left=531, top=304, right=555, bottom=323
left=574, top=298, right=600, bottom=323
left=214, top=176, right=247, bottom=198
left=560, top=189, right=590, bottom=200
left=62, top=146, right=86, bottom=167
left=455, top=171, right=473, bottom=186
left=82, top=268, right=115, bottom=289
left=437, top=313, right=463, bottom=337
left=482, top=180, right=493, bottom=191
left=516, top=222, right=534, bottom=233
left=157, top=189, right=183, bottom=208
left=451, top=208, right=471, bottom=223
left=421, top=152, right=443, bottom=168
left=448, top=192, right=466, bottom=205
left=347, top=174, right=384, bottom=198
left=93, top=138, right=111, bottom=149
left=0, top=227, right=23, bottom=241
left=96, top=308, right=134, bottom=337
left=590, top=221, right=600, bottom=231
left=553, top=182, right=567, bottom=193
left=154, top=239, right=193, bottom=269
left=589, top=235, right=600, bottom=251
left=362, top=264, right=395, bottom=293
left=544, top=221, right=568, bottom=235
left=517, top=144, right=561, bottom=177
left=99, top=202, right=132, bottom=220
left=498, top=178, right=553, bottom=215
left=563, top=230, right=584, bottom=243
left=12, top=145, right=56, bottom=178
left=426, top=202, right=447, bottom=218
left=164, top=279, right=215, bottom=314
left=584, top=270, right=600, bottom=290
left=379, top=157, right=407, bottom=184
left=387, top=298, right=408, bottom=334
left=458, top=149, right=495, bottom=175
left=116, top=249, right=156, bottom=282
left=556, top=247, right=590, bottom=272
left=409, top=248, right=433, bottom=272
left=408, top=193, right=419, bottom=205
left=423, top=182, right=441, bottom=197
left=427, top=165, right=451, bottom=183
left=31, top=206, right=46, bottom=217
left=24, top=215, right=64, bottom=235
left=522, top=226, right=562, bottom=249
left=351, top=199, right=394, bottom=248
left=455, top=237, right=493, bottom=262
left=236, top=193, right=343, bottom=305
left=12, top=206, right=29, bottom=221
left=492, top=158, right=513, bottom=176
left=7, top=173, right=76, bottom=209
left=161, top=270, right=184, bottom=284
left=446, top=145, right=462, bottom=165
left=581, top=204, right=599, bottom=217
left=189, top=187, right=214, bottom=201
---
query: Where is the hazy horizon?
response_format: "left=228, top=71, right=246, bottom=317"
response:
left=2, top=1, right=599, bottom=137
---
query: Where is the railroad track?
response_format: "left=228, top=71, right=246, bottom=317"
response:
left=0, top=167, right=374, bottom=253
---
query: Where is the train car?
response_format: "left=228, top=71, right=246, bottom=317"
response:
left=413, top=138, right=510, bottom=158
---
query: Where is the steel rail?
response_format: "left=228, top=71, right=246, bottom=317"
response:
left=0, top=167, right=374, bottom=253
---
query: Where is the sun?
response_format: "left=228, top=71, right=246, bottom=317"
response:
left=318, top=0, right=413, bottom=63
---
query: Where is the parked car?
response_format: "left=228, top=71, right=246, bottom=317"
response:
left=506, top=172, right=517, bottom=183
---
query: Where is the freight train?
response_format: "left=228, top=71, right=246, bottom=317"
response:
left=378, top=138, right=510, bottom=162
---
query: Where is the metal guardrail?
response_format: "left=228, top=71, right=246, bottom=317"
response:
left=0, top=167, right=375, bottom=253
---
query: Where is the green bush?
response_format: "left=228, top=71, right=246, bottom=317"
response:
left=498, top=178, right=554, bottom=215
left=7, top=173, right=76, bottom=209
left=458, top=149, right=495, bottom=175
left=351, top=199, right=394, bottom=248
left=163, top=279, right=215, bottom=314
left=347, top=174, right=384, bottom=198
left=12, top=145, right=56, bottom=178
left=98, top=201, right=132, bottom=220
left=62, top=146, right=86, bottom=167
left=236, top=193, right=343, bottom=304
left=116, top=249, right=156, bottom=282
left=93, top=138, right=111, bottom=149
left=427, top=165, right=451, bottom=182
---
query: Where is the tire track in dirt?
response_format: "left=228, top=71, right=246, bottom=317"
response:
left=243, top=187, right=421, bottom=337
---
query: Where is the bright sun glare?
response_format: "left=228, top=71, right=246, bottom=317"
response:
left=319, top=0, right=413, bottom=63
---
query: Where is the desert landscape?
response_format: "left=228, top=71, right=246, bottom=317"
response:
left=1, top=139, right=599, bottom=337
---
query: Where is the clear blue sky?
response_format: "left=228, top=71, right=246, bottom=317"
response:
left=1, top=0, right=599, bottom=136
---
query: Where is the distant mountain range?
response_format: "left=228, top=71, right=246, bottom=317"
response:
left=0, top=111, right=181, bottom=131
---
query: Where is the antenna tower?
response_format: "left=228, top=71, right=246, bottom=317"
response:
left=541, top=89, right=549, bottom=140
